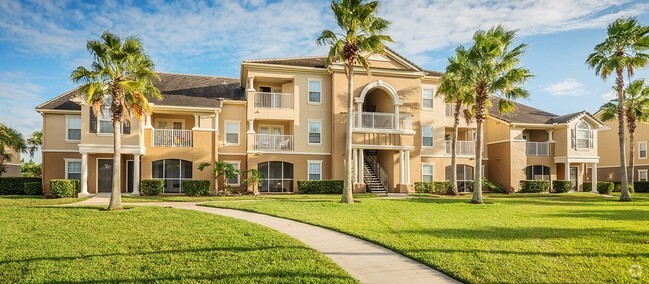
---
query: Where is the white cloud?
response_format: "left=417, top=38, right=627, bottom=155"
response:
left=600, top=90, right=617, bottom=101
left=544, top=78, right=588, bottom=96
left=0, top=79, right=46, bottom=162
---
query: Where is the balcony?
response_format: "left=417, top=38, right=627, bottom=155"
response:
left=254, top=134, right=293, bottom=151
left=445, top=140, right=475, bottom=156
left=254, top=92, right=293, bottom=109
left=526, top=142, right=550, bottom=156
left=152, top=129, right=192, bottom=147
left=352, top=112, right=412, bottom=131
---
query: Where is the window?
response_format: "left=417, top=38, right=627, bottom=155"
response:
left=308, top=120, right=321, bottom=144
left=308, top=161, right=322, bottom=180
left=573, top=121, right=592, bottom=149
left=66, top=115, right=81, bottom=141
left=639, top=169, right=648, bottom=182
left=525, top=165, right=550, bottom=181
left=640, top=142, right=647, bottom=159
left=445, top=164, right=475, bottom=192
left=258, top=161, right=294, bottom=192
left=225, top=121, right=240, bottom=145
left=308, top=79, right=322, bottom=104
left=422, top=126, right=433, bottom=147
left=152, top=159, right=193, bottom=193
left=422, top=164, right=433, bottom=182
left=98, top=99, right=113, bottom=134
left=66, top=159, right=81, bottom=180
left=225, top=161, right=241, bottom=186
left=422, top=87, right=434, bottom=109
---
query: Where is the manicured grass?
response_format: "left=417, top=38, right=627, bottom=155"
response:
left=123, top=193, right=377, bottom=203
left=0, top=195, right=87, bottom=207
left=0, top=206, right=356, bottom=283
left=205, top=193, right=649, bottom=284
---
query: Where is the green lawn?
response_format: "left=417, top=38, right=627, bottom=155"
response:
left=0, top=203, right=356, bottom=283
left=204, top=193, right=649, bottom=284
left=123, top=193, right=377, bottom=203
left=0, top=195, right=87, bottom=207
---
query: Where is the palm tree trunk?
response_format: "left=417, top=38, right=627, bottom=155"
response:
left=450, top=102, right=461, bottom=195
left=472, top=94, right=485, bottom=204
left=629, top=130, right=635, bottom=189
left=342, top=65, right=355, bottom=204
left=616, top=68, right=631, bottom=201
left=108, top=119, right=123, bottom=210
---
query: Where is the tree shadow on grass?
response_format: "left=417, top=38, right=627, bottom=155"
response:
left=404, top=247, right=649, bottom=259
left=547, top=209, right=649, bottom=221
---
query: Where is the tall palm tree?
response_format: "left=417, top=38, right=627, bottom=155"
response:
left=600, top=79, right=649, bottom=188
left=0, top=124, right=26, bottom=175
left=71, top=31, right=161, bottom=210
left=587, top=17, right=649, bottom=202
left=438, top=52, right=473, bottom=195
left=26, top=131, right=42, bottom=161
left=448, top=26, right=532, bottom=204
left=317, top=0, right=393, bottom=203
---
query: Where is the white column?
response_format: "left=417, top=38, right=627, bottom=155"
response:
left=247, top=77, right=255, bottom=91
left=547, top=130, right=554, bottom=142
left=132, top=154, right=141, bottom=195
left=247, top=119, right=255, bottom=133
left=406, top=150, right=411, bottom=184
left=359, top=149, right=364, bottom=183
left=145, top=115, right=152, bottom=128
left=399, top=150, right=405, bottom=184
left=591, top=163, right=598, bottom=192
left=565, top=162, right=571, bottom=181
left=394, top=104, right=400, bottom=130
left=193, top=114, right=199, bottom=129
left=353, top=149, right=358, bottom=184
left=80, top=153, right=88, bottom=195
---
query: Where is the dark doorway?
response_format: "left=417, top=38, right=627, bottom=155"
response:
left=570, top=166, right=578, bottom=191
left=97, top=159, right=113, bottom=193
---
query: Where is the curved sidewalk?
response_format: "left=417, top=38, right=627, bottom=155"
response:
left=72, top=197, right=460, bottom=284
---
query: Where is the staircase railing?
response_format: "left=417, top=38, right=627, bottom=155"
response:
left=364, top=154, right=388, bottom=191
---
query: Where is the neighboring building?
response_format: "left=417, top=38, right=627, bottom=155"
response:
left=37, top=49, right=602, bottom=194
left=1, top=148, right=21, bottom=177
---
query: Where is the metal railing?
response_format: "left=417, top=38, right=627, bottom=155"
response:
left=153, top=129, right=192, bottom=147
left=445, top=140, right=476, bottom=156
left=526, top=142, right=550, bottom=156
left=254, top=92, right=294, bottom=109
left=364, top=154, right=389, bottom=191
left=254, top=134, right=294, bottom=151
left=352, top=111, right=413, bottom=130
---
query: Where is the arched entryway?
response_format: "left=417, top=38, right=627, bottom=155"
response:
left=354, top=80, right=404, bottom=130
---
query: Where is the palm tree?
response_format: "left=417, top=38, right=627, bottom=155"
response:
left=71, top=31, right=161, bottom=210
left=600, top=79, right=649, bottom=188
left=448, top=26, right=532, bottom=204
left=438, top=52, right=473, bottom=195
left=317, top=0, right=393, bottom=203
left=587, top=17, right=649, bottom=202
left=26, top=131, right=42, bottom=161
left=0, top=124, right=26, bottom=175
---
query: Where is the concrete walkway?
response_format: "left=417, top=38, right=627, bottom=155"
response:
left=68, top=196, right=460, bottom=284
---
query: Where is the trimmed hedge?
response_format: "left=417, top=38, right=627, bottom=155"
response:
left=182, top=180, right=211, bottom=196
left=613, top=182, right=634, bottom=193
left=519, top=180, right=550, bottom=193
left=414, top=181, right=452, bottom=195
left=635, top=182, right=649, bottom=193
left=0, top=177, right=42, bottom=195
left=49, top=179, right=78, bottom=198
left=297, top=180, right=344, bottom=194
left=583, top=183, right=593, bottom=192
left=467, top=179, right=510, bottom=194
left=141, top=179, right=164, bottom=196
left=597, top=182, right=615, bottom=194
left=552, top=180, right=572, bottom=193
left=23, top=182, right=43, bottom=195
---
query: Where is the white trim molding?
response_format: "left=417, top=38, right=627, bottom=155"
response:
left=307, top=160, right=323, bottom=180
left=223, top=160, right=242, bottom=186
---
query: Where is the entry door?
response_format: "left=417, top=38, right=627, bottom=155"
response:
left=127, top=161, right=134, bottom=193
left=97, top=159, right=114, bottom=193
left=570, top=167, right=579, bottom=191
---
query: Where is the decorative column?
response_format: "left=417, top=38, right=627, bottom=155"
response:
left=591, top=163, right=598, bottom=193
left=353, top=149, right=358, bottom=184
left=359, top=149, right=364, bottom=183
left=356, top=101, right=363, bottom=128
left=247, top=119, right=255, bottom=133
left=132, top=154, right=141, bottom=195
left=399, top=150, right=405, bottom=184
left=394, top=104, right=400, bottom=130
left=194, top=114, right=199, bottom=129
left=565, top=162, right=571, bottom=181
left=80, top=153, right=89, bottom=195
left=405, top=150, right=411, bottom=184
left=547, top=130, right=554, bottom=142
left=145, top=114, right=152, bottom=128
left=247, top=77, right=255, bottom=92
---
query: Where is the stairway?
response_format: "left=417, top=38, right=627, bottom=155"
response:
left=364, top=160, right=387, bottom=194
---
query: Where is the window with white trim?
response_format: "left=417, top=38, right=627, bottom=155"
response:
left=66, top=115, right=81, bottom=141
left=98, top=100, right=113, bottom=134
left=422, top=164, right=433, bottom=182
left=639, top=142, right=647, bottom=159
left=574, top=121, right=592, bottom=149
left=225, top=161, right=241, bottom=186
left=638, top=169, right=648, bottom=182
left=308, top=79, right=322, bottom=104
left=66, top=160, right=81, bottom=180
left=308, top=120, right=321, bottom=144
left=422, top=87, right=434, bottom=109
left=422, top=126, right=433, bottom=147
left=225, top=121, right=240, bottom=145
left=308, top=161, right=322, bottom=180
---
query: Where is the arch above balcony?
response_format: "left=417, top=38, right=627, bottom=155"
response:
left=355, top=80, right=403, bottom=107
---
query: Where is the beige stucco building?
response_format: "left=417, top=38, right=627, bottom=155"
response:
left=37, top=49, right=602, bottom=195
left=1, top=148, right=21, bottom=177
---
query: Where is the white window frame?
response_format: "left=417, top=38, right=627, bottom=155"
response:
left=307, top=160, right=323, bottom=180
left=307, top=78, right=323, bottom=105
left=638, top=169, right=648, bottom=182
left=64, top=158, right=82, bottom=180
left=224, top=160, right=241, bottom=186
left=421, top=86, right=434, bottom=110
left=422, top=164, right=434, bottom=182
left=639, top=141, right=647, bottom=159
left=224, top=120, right=240, bottom=146
left=422, top=126, right=434, bottom=147
left=155, top=119, right=185, bottom=130
left=65, top=115, right=81, bottom=142
left=307, top=119, right=322, bottom=145
left=575, top=121, right=591, bottom=149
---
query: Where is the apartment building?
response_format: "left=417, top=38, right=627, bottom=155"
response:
left=1, top=149, right=21, bottom=177
left=37, top=49, right=601, bottom=194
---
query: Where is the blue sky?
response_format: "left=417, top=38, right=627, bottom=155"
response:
left=1, top=0, right=649, bottom=162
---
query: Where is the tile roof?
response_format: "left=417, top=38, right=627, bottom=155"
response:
left=244, top=56, right=328, bottom=68
left=488, top=97, right=601, bottom=125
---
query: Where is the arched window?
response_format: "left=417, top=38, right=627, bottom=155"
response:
left=445, top=164, right=475, bottom=192
left=575, top=121, right=591, bottom=149
left=152, top=159, right=193, bottom=193
left=258, top=161, right=294, bottom=193
left=525, top=165, right=550, bottom=181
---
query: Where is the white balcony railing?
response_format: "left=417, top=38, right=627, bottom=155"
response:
left=153, top=129, right=192, bottom=147
left=445, top=140, right=476, bottom=156
left=254, top=92, right=294, bottom=109
left=526, top=142, right=550, bottom=156
left=254, top=134, right=294, bottom=151
left=352, top=112, right=412, bottom=131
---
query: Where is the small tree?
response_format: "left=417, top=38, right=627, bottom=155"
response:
left=198, top=161, right=240, bottom=195
left=20, top=159, right=42, bottom=177
left=242, top=169, right=263, bottom=195
left=26, top=131, right=42, bottom=161
left=0, top=124, right=26, bottom=175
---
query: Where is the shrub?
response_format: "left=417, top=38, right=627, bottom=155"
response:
left=519, top=180, right=550, bottom=193
left=583, top=183, right=592, bottom=192
left=49, top=179, right=77, bottom=198
left=414, top=181, right=452, bottom=195
left=467, top=179, right=510, bottom=194
left=297, top=180, right=344, bottom=194
left=0, top=177, right=42, bottom=195
left=182, top=180, right=211, bottom=196
left=612, top=182, right=634, bottom=193
left=23, top=182, right=43, bottom=195
left=551, top=180, right=572, bottom=193
left=141, top=179, right=164, bottom=196
left=635, top=182, right=649, bottom=193
left=597, top=182, right=614, bottom=194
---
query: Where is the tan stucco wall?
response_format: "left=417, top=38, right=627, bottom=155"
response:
left=487, top=142, right=511, bottom=190
left=42, top=113, right=81, bottom=151
left=247, top=153, right=331, bottom=193
left=80, top=106, right=141, bottom=145
left=42, top=151, right=81, bottom=194
left=220, top=103, right=248, bottom=154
